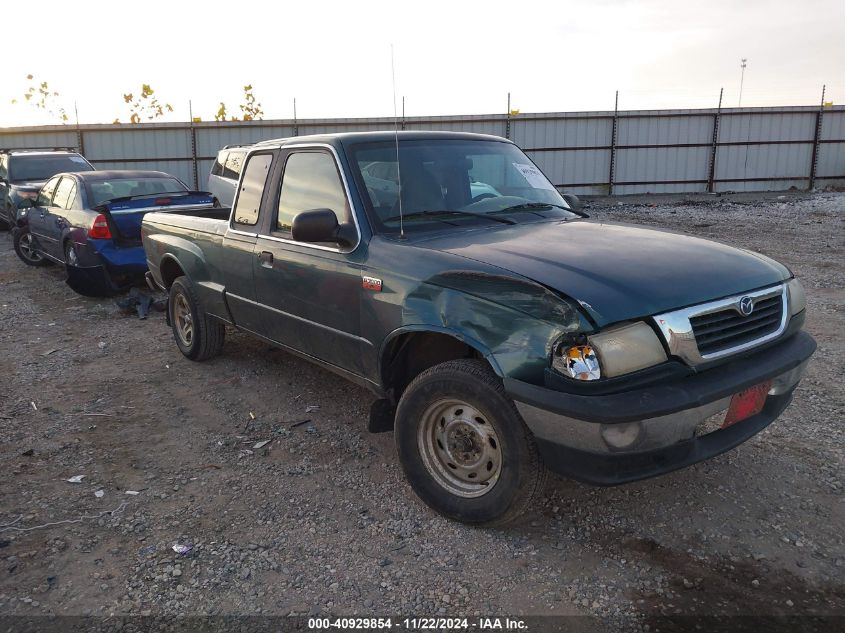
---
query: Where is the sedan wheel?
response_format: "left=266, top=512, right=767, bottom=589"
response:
left=13, top=230, right=49, bottom=267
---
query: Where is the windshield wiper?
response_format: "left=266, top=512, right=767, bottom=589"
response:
left=381, top=209, right=516, bottom=225
left=494, top=202, right=589, bottom=218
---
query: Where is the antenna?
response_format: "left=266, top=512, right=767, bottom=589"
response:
left=391, top=44, right=405, bottom=239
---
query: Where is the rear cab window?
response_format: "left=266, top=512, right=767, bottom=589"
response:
left=231, top=152, right=273, bottom=228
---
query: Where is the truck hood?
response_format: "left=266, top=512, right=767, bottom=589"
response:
left=413, top=220, right=790, bottom=326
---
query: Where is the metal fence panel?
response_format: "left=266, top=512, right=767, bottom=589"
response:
left=84, top=128, right=191, bottom=160
left=0, top=129, right=78, bottom=150
left=1, top=105, right=842, bottom=194
left=816, top=142, right=845, bottom=181
left=718, top=112, right=817, bottom=143
left=616, top=146, right=710, bottom=185
left=513, top=117, right=611, bottom=150
left=617, top=115, right=712, bottom=146
left=528, top=149, right=609, bottom=192
left=715, top=143, right=813, bottom=184
left=92, top=159, right=196, bottom=189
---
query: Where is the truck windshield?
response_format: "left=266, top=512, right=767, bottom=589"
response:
left=349, top=139, right=577, bottom=234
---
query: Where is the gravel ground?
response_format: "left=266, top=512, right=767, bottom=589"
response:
left=0, top=191, right=842, bottom=631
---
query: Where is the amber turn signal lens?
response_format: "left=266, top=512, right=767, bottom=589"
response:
left=553, top=344, right=601, bottom=381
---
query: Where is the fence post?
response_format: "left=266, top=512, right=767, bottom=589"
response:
left=608, top=91, right=618, bottom=195
left=188, top=101, right=199, bottom=189
left=707, top=88, right=723, bottom=193
left=808, top=84, right=826, bottom=191
left=74, top=102, right=85, bottom=156
left=293, top=98, right=299, bottom=137
left=505, top=93, right=511, bottom=140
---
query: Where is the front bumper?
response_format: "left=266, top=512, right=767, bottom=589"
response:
left=505, top=331, right=816, bottom=485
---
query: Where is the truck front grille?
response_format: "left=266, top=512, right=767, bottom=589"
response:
left=690, top=294, right=784, bottom=356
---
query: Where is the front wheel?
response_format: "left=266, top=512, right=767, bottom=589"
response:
left=394, top=359, right=546, bottom=526
left=168, top=276, right=225, bottom=361
left=13, top=228, right=49, bottom=266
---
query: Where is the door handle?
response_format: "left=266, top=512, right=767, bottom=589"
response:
left=258, top=251, right=273, bottom=267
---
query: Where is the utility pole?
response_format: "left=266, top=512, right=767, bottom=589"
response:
left=738, top=58, right=748, bottom=107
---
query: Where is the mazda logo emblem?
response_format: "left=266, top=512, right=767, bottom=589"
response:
left=738, top=296, right=754, bottom=316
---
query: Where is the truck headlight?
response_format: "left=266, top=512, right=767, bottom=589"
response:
left=552, top=344, right=601, bottom=380
left=553, top=322, right=668, bottom=381
left=786, top=278, right=806, bottom=316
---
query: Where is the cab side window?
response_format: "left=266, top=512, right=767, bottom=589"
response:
left=276, top=152, right=349, bottom=234
left=37, top=177, right=60, bottom=207
left=231, top=153, right=273, bottom=227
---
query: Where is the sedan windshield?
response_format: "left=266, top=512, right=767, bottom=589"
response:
left=86, top=177, right=187, bottom=206
left=9, top=155, right=94, bottom=182
left=350, top=139, right=577, bottom=234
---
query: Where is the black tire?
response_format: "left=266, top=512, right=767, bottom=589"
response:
left=168, top=276, right=225, bottom=361
left=394, top=359, right=546, bottom=526
left=13, top=228, right=49, bottom=267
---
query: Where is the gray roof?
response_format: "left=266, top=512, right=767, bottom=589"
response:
left=253, top=130, right=512, bottom=148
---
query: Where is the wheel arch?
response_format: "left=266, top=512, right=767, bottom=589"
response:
left=379, top=326, right=503, bottom=402
left=159, top=254, right=187, bottom=288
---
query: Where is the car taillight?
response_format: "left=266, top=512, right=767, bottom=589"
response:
left=89, top=214, right=112, bottom=239
left=154, top=197, right=172, bottom=205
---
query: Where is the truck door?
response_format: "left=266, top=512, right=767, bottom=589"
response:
left=219, top=151, right=275, bottom=335
left=252, top=147, right=365, bottom=375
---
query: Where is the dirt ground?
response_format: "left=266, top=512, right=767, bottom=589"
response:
left=0, top=191, right=843, bottom=632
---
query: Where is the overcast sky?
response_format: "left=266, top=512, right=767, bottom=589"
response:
left=2, top=0, right=843, bottom=127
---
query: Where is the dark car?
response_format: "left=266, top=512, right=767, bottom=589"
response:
left=13, top=170, right=214, bottom=296
left=0, top=148, right=95, bottom=228
left=141, top=131, right=815, bottom=525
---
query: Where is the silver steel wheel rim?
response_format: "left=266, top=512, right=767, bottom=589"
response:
left=19, top=233, right=42, bottom=262
left=417, top=399, right=503, bottom=498
left=173, top=292, right=193, bottom=347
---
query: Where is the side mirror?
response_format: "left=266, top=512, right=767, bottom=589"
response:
left=291, top=208, right=355, bottom=247
left=562, top=193, right=581, bottom=211
left=17, top=198, right=34, bottom=209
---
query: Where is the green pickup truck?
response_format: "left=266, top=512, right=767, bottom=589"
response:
left=141, top=131, right=816, bottom=526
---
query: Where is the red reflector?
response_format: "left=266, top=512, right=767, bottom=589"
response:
left=723, top=381, right=771, bottom=428
left=88, top=214, right=112, bottom=239
left=155, top=197, right=172, bottom=205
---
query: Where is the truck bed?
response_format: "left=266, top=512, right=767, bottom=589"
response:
left=142, top=207, right=232, bottom=235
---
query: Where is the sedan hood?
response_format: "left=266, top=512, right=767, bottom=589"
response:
left=413, top=220, right=790, bottom=326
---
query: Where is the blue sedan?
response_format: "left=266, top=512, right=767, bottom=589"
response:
left=12, top=170, right=213, bottom=296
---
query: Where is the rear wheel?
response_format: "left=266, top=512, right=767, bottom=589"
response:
left=13, top=229, right=49, bottom=267
left=168, top=276, right=225, bottom=361
left=394, top=359, right=546, bottom=526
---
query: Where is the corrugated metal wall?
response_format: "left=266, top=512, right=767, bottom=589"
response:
left=2, top=106, right=843, bottom=194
